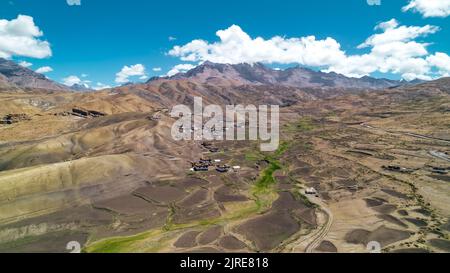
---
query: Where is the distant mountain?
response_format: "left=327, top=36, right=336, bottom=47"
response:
left=0, top=58, right=69, bottom=91
left=399, top=78, right=426, bottom=86
left=120, top=82, right=136, bottom=87
left=149, top=61, right=406, bottom=90
left=70, top=83, right=93, bottom=92
left=119, top=62, right=437, bottom=109
left=0, top=73, right=13, bottom=88
left=398, top=77, right=450, bottom=95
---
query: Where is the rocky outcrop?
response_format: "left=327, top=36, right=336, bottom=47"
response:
left=0, top=114, right=31, bottom=125
left=71, top=108, right=106, bottom=118
left=56, top=108, right=107, bottom=119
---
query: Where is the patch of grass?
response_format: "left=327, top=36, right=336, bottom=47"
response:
left=245, top=150, right=264, bottom=162
left=286, top=117, right=316, bottom=132
left=0, top=235, right=42, bottom=251
left=253, top=141, right=290, bottom=193
left=85, top=201, right=261, bottom=253
left=251, top=141, right=292, bottom=212
left=196, top=203, right=260, bottom=227
left=254, top=160, right=282, bottom=193
left=163, top=204, right=176, bottom=231
left=273, top=141, right=290, bottom=157
left=84, top=230, right=162, bottom=253
left=296, top=117, right=315, bottom=131
left=326, top=111, right=338, bottom=117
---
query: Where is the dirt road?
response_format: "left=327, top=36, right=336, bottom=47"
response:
left=305, top=197, right=334, bottom=253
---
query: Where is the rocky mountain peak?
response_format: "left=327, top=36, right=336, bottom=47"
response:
left=0, top=58, right=70, bottom=91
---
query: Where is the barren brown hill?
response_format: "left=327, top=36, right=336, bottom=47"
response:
left=114, top=79, right=316, bottom=107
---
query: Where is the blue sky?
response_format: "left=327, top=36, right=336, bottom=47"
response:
left=0, top=0, right=449, bottom=88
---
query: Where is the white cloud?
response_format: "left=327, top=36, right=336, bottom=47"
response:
left=62, top=75, right=91, bottom=88
left=169, top=25, right=346, bottom=67
left=62, top=75, right=82, bottom=86
left=403, top=0, right=450, bottom=18
left=94, top=82, right=112, bottom=90
left=18, top=61, right=32, bottom=67
left=427, top=52, right=450, bottom=76
left=67, top=0, right=81, bottom=6
left=115, top=64, right=147, bottom=83
left=81, top=73, right=88, bottom=78
left=358, top=20, right=439, bottom=49
left=35, top=66, right=53, bottom=74
left=169, top=36, right=177, bottom=41
left=0, top=15, right=52, bottom=59
left=169, top=22, right=448, bottom=81
left=327, top=19, right=439, bottom=80
left=166, top=64, right=196, bottom=77
left=152, top=67, right=162, bottom=72
left=375, top=19, right=399, bottom=31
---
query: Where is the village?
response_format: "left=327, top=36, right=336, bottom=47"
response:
left=190, top=142, right=241, bottom=173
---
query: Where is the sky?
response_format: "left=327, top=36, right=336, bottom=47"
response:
left=0, top=0, right=450, bottom=89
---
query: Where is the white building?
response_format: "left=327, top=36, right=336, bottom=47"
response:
left=305, top=187, right=317, bottom=195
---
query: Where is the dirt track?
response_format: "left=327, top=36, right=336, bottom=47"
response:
left=305, top=197, right=334, bottom=253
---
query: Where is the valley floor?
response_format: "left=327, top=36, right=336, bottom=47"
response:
left=0, top=90, right=449, bottom=253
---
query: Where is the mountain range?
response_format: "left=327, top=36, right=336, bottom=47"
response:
left=2, top=58, right=425, bottom=94
left=0, top=58, right=70, bottom=91
left=150, top=61, right=409, bottom=90
left=107, top=61, right=430, bottom=108
left=70, top=83, right=94, bottom=92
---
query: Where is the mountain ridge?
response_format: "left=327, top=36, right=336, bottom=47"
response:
left=0, top=58, right=70, bottom=91
left=148, top=61, right=410, bottom=90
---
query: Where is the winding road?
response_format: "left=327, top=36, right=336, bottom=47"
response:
left=305, top=199, right=334, bottom=253
left=360, top=123, right=450, bottom=144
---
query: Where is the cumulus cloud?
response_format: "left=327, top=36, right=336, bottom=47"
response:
left=427, top=52, right=450, bottom=76
left=327, top=19, right=440, bottom=80
left=403, top=0, right=450, bottom=18
left=67, top=0, right=81, bottom=6
left=115, top=64, right=147, bottom=83
left=62, top=75, right=91, bottom=88
left=166, top=64, right=196, bottom=77
left=169, top=22, right=449, bottom=81
left=358, top=19, right=439, bottom=49
left=0, top=15, right=52, bottom=59
left=152, top=67, right=162, bottom=72
left=169, top=25, right=346, bottom=67
left=62, top=75, right=81, bottom=86
left=35, top=66, right=53, bottom=74
left=94, top=82, right=112, bottom=90
left=18, top=61, right=32, bottom=68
